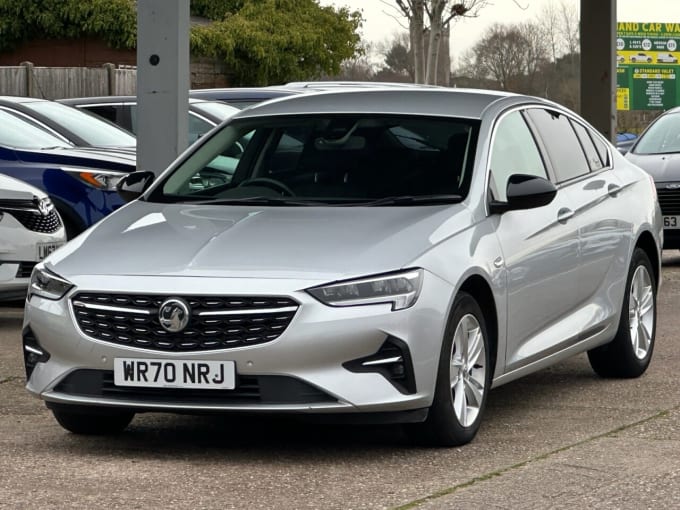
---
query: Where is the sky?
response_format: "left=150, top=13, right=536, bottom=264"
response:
left=319, top=0, right=678, bottom=66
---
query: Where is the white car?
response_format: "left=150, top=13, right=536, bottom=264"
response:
left=657, top=52, right=678, bottom=64
left=0, top=174, right=66, bottom=301
left=630, top=52, right=652, bottom=63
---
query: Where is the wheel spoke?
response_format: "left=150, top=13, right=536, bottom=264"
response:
left=467, top=327, right=483, bottom=366
left=638, top=286, right=654, bottom=316
left=465, top=376, right=484, bottom=409
left=453, top=377, right=467, bottom=425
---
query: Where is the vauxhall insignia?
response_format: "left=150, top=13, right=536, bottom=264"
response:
left=159, top=298, right=191, bottom=333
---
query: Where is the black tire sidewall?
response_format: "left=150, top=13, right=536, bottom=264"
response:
left=426, top=292, right=491, bottom=446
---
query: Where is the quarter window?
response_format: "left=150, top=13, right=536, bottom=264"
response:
left=489, top=111, right=547, bottom=201
left=571, top=120, right=605, bottom=171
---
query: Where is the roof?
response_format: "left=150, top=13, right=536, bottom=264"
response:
left=236, top=87, right=519, bottom=120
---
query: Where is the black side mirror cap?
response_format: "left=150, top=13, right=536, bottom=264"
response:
left=116, top=171, right=155, bottom=203
left=489, top=174, right=557, bottom=214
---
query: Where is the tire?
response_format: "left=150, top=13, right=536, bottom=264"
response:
left=51, top=405, right=134, bottom=435
left=407, top=292, right=491, bottom=446
left=588, top=248, right=656, bottom=378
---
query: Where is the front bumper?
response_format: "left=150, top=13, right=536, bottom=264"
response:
left=24, top=272, right=452, bottom=417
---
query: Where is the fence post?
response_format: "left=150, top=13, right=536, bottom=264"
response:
left=104, top=63, right=116, bottom=95
left=20, top=61, right=34, bottom=97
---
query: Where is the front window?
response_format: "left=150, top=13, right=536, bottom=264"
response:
left=150, top=114, right=479, bottom=206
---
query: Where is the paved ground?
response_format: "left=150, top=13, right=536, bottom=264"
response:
left=1, top=254, right=680, bottom=509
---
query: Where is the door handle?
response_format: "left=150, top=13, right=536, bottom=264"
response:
left=557, top=208, right=574, bottom=223
left=607, top=183, right=622, bottom=197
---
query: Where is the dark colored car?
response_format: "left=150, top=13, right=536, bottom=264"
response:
left=0, top=96, right=136, bottom=149
left=625, top=107, right=680, bottom=248
left=59, top=96, right=239, bottom=144
left=616, top=132, right=638, bottom=155
left=0, top=108, right=135, bottom=237
left=187, top=87, right=302, bottom=108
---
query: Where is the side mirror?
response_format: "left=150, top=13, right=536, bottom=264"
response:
left=489, top=174, right=557, bottom=214
left=116, top=171, right=155, bottom=203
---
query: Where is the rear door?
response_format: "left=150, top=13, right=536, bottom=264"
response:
left=525, top=109, right=631, bottom=340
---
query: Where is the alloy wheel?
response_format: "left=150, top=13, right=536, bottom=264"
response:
left=450, top=313, right=487, bottom=427
left=629, top=265, right=654, bottom=359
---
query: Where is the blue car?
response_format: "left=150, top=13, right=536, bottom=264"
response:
left=0, top=108, right=135, bottom=238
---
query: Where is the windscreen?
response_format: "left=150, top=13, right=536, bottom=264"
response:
left=25, top=101, right=136, bottom=148
left=633, top=112, right=680, bottom=155
left=0, top=108, right=72, bottom=150
left=151, top=114, right=479, bottom=206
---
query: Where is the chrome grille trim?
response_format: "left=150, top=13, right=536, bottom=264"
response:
left=72, top=301, right=153, bottom=315
left=197, top=306, right=298, bottom=317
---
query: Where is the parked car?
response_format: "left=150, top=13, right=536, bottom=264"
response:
left=630, top=52, right=652, bottom=63
left=0, top=108, right=135, bottom=238
left=656, top=52, right=678, bottom=64
left=0, top=173, right=66, bottom=301
left=25, top=88, right=662, bottom=446
left=0, top=96, right=136, bottom=149
left=625, top=107, right=680, bottom=248
left=59, top=96, right=239, bottom=144
left=616, top=132, right=638, bottom=154
left=188, top=86, right=302, bottom=108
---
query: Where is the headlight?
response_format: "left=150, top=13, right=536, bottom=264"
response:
left=29, top=266, right=73, bottom=300
left=62, top=167, right=126, bottom=190
left=307, top=269, right=423, bottom=311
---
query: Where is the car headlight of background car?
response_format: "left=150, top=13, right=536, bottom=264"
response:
left=29, top=265, right=73, bottom=300
left=61, top=167, right=126, bottom=191
left=306, top=269, right=423, bottom=311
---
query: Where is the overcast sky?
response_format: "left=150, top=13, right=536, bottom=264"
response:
left=319, top=0, right=678, bottom=65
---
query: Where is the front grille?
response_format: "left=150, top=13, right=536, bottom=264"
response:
left=7, top=209, right=61, bottom=233
left=16, top=262, right=36, bottom=279
left=54, top=370, right=336, bottom=405
left=657, top=188, right=680, bottom=215
left=71, top=293, right=299, bottom=352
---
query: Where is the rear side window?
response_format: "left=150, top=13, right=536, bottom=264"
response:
left=571, top=120, right=605, bottom=171
left=526, top=109, right=590, bottom=183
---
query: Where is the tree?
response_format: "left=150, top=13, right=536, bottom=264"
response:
left=459, top=22, right=548, bottom=94
left=191, top=0, right=363, bottom=85
left=0, top=0, right=363, bottom=86
left=391, top=0, right=488, bottom=85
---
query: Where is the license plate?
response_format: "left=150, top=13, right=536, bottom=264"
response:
left=113, top=358, right=235, bottom=389
left=663, top=216, right=680, bottom=229
left=37, top=242, right=64, bottom=260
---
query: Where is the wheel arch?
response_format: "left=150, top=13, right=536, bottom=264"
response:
left=458, top=274, right=499, bottom=376
left=635, top=230, right=660, bottom=288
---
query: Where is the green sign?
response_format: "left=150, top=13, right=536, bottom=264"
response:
left=617, top=22, right=680, bottom=110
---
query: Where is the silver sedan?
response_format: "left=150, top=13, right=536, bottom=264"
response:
left=24, top=88, right=662, bottom=446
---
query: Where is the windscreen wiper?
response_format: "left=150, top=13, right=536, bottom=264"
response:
left=188, top=196, right=326, bottom=206
left=360, top=194, right=463, bottom=206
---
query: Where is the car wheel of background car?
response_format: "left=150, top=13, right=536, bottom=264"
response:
left=237, top=177, right=295, bottom=196
left=588, top=248, right=656, bottom=378
left=407, top=292, right=491, bottom=446
left=51, top=405, right=135, bottom=435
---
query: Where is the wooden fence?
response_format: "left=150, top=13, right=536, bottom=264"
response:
left=0, top=62, right=136, bottom=99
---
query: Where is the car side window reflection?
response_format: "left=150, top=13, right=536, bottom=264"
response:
left=489, top=111, right=547, bottom=201
left=526, top=109, right=590, bottom=183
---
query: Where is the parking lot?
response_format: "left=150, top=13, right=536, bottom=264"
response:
left=0, top=253, right=679, bottom=509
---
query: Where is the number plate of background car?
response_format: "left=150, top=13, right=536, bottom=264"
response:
left=37, top=242, right=64, bottom=260
left=663, top=216, right=680, bottom=229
